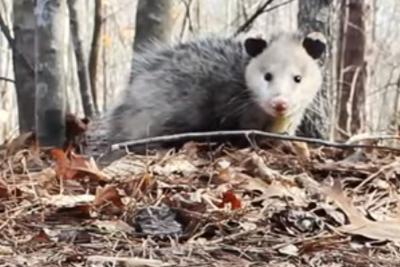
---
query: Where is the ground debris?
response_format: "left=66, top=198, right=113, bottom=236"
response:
left=1, top=140, right=400, bottom=266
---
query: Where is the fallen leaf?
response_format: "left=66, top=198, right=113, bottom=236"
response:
left=153, top=156, right=198, bottom=176
left=43, top=194, right=95, bottom=208
left=91, top=219, right=135, bottom=234
left=45, top=205, right=92, bottom=223
left=323, top=180, right=400, bottom=243
left=0, top=245, right=13, bottom=255
left=94, top=185, right=124, bottom=210
left=278, top=244, right=299, bottom=256
left=220, top=190, right=241, bottom=210
left=31, top=229, right=51, bottom=243
left=51, top=149, right=109, bottom=182
left=292, top=141, right=311, bottom=160
left=0, top=181, right=9, bottom=199
left=6, top=131, right=37, bottom=155
left=51, top=148, right=78, bottom=179
left=86, top=256, right=167, bottom=267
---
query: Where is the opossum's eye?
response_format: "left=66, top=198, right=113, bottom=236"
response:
left=294, top=75, right=302, bottom=83
left=264, top=72, right=273, bottom=82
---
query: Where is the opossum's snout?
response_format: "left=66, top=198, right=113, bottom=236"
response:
left=271, top=97, right=289, bottom=115
left=262, top=96, right=289, bottom=117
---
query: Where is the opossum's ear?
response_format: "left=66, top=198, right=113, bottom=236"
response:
left=302, top=32, right=326, bottom=60
left=244, top=38, right=267, bottom=57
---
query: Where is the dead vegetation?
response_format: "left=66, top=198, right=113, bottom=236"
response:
left=1, top=130, right=400, bottom=267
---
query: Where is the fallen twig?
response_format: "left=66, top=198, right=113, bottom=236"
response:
left=110, top=130, right=400, bottom=153
left=345, top=133, right=400, bottom=144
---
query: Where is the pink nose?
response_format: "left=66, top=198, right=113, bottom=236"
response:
left=271, top=97, right=289, bottom=114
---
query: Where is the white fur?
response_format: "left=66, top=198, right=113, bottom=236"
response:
left=245, top=34, right=322, bottom=130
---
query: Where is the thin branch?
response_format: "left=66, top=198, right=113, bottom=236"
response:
left=0, top=11, right=34, bottom=74
left=345, top=134, right=400, bottom=145
left=234, top=0, right=275, bottom=36
left=110, top=130, right=400, bottom=153
left=0, top=77, right=14, bottom=83
left=0, top=11, right=13, bottom=46
left=233, top=0, right=295, bottom=36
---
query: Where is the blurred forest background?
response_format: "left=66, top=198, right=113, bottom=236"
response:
left=0, top=0, right=396, bottom=146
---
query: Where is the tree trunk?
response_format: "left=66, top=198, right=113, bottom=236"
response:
left=133, top=0, right=174, bottom=52
left=129, top=0, right=174, bottom=83
left=12, top=0, right=36, bottom=132
left=336, top=0, right=368, bottom=139
left=89, top=0, right=102, bottom=113
left=35, top=0, right=67, bottom=147
left=297, top=0, right=333, bottom=139
left=67, top=0, right=95, bottom=118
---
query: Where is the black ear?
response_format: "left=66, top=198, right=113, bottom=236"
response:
left=302, top=32, right=326, bottom=60
left=244, top=38, right=267, bottom=57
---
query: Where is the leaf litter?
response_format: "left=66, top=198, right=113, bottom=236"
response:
left=1, top=132, right=400, bottom=266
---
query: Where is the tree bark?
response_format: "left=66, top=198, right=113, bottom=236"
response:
left=133, top=0, right=174, bottom=52
left=336, top=0, right=368, bottom=139
left=67, top=0, right=95, bottom=118
left=35, top=0, right=67, bottom=147
left=89, top=0, right=102, bottom=113
left=297, top=0, right=333, bottom=139
left=12, top=0, right=36, bottom=132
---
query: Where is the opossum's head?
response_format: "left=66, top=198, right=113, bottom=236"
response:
left=244, top=32, right=326, bottom=118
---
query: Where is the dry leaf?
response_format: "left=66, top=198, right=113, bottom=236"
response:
left=94, top=185, right=124, bottom=209
left=323, top=180, right=400, bottom=243
left=292, top=141, right=310, bottom=160
left=6, top=131, right=37, bottom=155
left=220, top=190, right=242, bottom=210
left=43, top=194, right=95, bottom=208
left=51, top=149, right=109, bottom=181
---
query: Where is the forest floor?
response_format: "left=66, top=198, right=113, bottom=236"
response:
left=1, top=131, right=400, bottom=267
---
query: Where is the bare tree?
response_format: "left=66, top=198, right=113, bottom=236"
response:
left=336, top=0, right=370, bottom=139
left=133, top=0, right=174, bottom=52
left=35, top=0, right=67, bottom=147
left=67, top=0, right=95, bottom=118
left=297, top=0, right=333, bottom=139
left=89, top=0, right=102, bottom=113
left=12, top=0, right=36, bottom=132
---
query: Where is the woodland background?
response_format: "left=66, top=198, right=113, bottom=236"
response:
left=0, top=0, right=396, bottom=146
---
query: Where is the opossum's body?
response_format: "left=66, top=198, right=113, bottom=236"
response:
left=100, top=32, right=326, bottom=152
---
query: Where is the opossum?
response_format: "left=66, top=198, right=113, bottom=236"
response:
left=95, top=31, right=326, bottom=154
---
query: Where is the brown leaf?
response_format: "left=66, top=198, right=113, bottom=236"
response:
left=323, top=180, right=400, bottom=243
left=31, top=229, right=51, bottom=243
left=292, top=141, right=311, bottom=160
left=94, top=185, right=124, bottom=210
left=0, top=181, right=9, bottom=199
left=220, top=190, right=242, bottom=210
left=51, top=148, right=77, bottom=179
left=6, top=131, right=37, bottom=155
left=45, top=205, right=92, bottom=223
left=51, top=149, right=109, bottom=182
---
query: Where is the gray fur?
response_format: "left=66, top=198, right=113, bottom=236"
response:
left=101, top=32, right=325, bottom=150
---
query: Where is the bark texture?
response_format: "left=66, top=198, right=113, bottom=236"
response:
left=297, top=0, right=333, bottom=139
left=35, top=0, right=67, bottom=147
left=67, top=0, right=95, bottom=118
left=133, top=0, right=174, bottom=52
left=89, top=0, right=102, bottom=113
left=336, top=0, right=368, bottom=138
left=12, top=0, right=36, bottom=132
